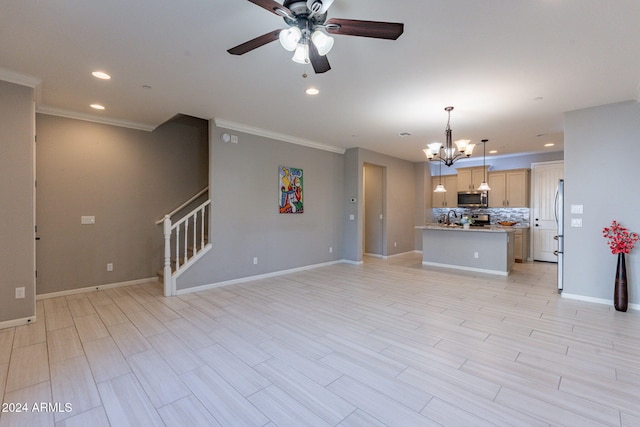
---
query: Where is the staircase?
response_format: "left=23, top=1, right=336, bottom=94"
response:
left=156, top=187, right=211, bottom=296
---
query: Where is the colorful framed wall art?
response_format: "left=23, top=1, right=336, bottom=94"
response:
left=279, top=166, right=303, bottom=214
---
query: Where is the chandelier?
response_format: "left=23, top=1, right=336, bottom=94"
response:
left=423, top=106, right=475, bottom=167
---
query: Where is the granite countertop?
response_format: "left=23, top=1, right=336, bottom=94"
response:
left=416, top=223, right=519, bottom=233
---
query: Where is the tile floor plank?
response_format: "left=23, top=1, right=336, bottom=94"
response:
left=97, top=373, right=164, bottom=427
left=1, top=255, right=638, bottom=426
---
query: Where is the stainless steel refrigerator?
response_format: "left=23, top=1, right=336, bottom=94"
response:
left=554, top=179, right=564, bottom=292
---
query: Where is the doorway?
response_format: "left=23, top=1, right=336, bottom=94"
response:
left=363, top=163, right=386, bottom=257
left=531, top=161, right=564, bottom=262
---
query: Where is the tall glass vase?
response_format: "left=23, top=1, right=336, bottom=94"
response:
left=614, top=252, right=628, bottom=312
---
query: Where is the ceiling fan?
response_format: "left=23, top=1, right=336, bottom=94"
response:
left=227, top=0, right=404, bottom=73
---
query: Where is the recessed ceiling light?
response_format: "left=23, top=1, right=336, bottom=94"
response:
left=92, top=71, right=111, bottom=80
left=489, top=150, right=498, bottom=154
left=544, top=143, right=555, bottom=147
left=90, top=104, right=105, bottom=110
left=305, top=87, right=319, bottom=95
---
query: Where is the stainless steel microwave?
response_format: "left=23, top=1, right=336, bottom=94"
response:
left=457, top=191, right=488, bottom=208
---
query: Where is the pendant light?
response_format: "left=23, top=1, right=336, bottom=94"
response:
left=434, top=160, right=447, bottom=193
left=477, top=139, right=491, bottom=191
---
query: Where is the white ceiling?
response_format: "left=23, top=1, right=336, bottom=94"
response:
left=2, top=0, right=640, bottom=162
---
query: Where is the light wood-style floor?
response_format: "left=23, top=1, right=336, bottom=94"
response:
left=1, top=253, right=639, bottom=427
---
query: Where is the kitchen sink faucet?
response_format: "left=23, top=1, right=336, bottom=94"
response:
left=446, top=210, right=458, bottom=224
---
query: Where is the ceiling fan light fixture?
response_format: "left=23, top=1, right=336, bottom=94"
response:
left=279, top=26, right=302, bottom=51
left=292, top=43, right=310, bottom=64
left=311, top=30, right=334, bottom=56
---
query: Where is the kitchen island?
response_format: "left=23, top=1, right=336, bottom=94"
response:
left=416, top=224, right=516, bottom=275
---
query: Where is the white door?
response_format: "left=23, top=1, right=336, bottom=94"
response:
left=531, top=161, right=564, bottom=261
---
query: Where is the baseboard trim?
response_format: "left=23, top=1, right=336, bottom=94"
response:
left=561, top=292, right=639, bottom=311
left=0, top=316, right=37, bottom=330
left=422, top=261, right=510, bottom=276
left=176, top=260, right=346, bottom=295
left=36, top=277, right=158, bottom=300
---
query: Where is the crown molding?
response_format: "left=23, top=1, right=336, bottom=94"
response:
left=0, top=67, right=42, bottom=88
left=37, top=105, right=157, bottom=132
left=214, top=118, right=346, bottom=155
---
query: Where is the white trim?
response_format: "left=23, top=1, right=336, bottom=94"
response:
left=342, top=259, right=364, bottom=265
left=36, top=277, right=157, bottom=300
left=37, top=105, right=157, bottom=132
left=560, top=293, right=639, bottom=311
left=214, top=118, right=346, bottom=155
left=0, top=67, right=42, bottom=88
left=364, top=253, right=387, bottom=259
left=421, top=261, right=510, bottom=276
left=176, top=260, right=345, bottom=295
left=172, top=244, right=213, bottom=281
left=387, top=250, right=422, bottom=258
left=0, top=316, right=37, bottom=330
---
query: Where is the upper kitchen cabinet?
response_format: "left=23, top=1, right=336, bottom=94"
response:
left=432, top=175, right=458, bottom=208
left=488, top=169, right=530, bottom=207
left=457, top=166, right=489, bottom=191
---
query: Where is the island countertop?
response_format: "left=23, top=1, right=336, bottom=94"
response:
left=416, top=223, right=519, bottom=233
left=418, top=225, right=515, bottom=275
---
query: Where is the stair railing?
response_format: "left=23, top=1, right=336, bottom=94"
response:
left=157, top=187, right=211, bottom=296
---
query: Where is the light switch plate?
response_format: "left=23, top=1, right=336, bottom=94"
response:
left=571, top=218, right=583, bottom=227
left=81, top=216, right=96, bottom=225
left=570, top=205, right=584, bottom=214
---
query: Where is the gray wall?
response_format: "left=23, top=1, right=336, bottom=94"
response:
left=343, top=148, right=417, bottom=261
left=35, top=114, right=208, bottom=294
left=564, top=101, right=640, bottom=305
left=175, top=123, right=345, bottom=290
left=0, top=81, right=35, bottom=324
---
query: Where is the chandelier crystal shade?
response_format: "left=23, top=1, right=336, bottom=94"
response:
left=423, top=106, right=475, bottom=167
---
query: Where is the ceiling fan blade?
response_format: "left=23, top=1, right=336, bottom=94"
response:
left=325, top=18, right=404, bottom=40
left=227, top=30, right=281, bottom=55
left=309, top=43, right=331, bottom=74
left=247, top=0, right=292, bottom=17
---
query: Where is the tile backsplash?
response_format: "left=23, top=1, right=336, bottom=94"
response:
left=432, top=208, right=530, bottom=226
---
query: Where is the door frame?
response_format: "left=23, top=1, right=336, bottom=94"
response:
left=363, top=163, right=387, bottom=258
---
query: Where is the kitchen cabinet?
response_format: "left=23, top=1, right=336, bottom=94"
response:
left=457, top=166, right=489, bottom=191
left=487, top=169, right=530, bottom=207
left=432, top=175, right=458, bottom=207
left=513, top=228, right=529, bottom=262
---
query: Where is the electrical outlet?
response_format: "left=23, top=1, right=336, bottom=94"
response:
left=15, top=287, right=25, bottom=299
left=107, top=263, right=113, bottom=271
left=394, top=242, right=397, bottom=247
left=329, top=246, right=333, bottom=253
left=253, top=257, right=258, bottom=265
left=474, top=252, right=479, bottom=259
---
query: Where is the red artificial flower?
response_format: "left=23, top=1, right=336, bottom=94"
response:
left=602, top=220, right=639, bottom=254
